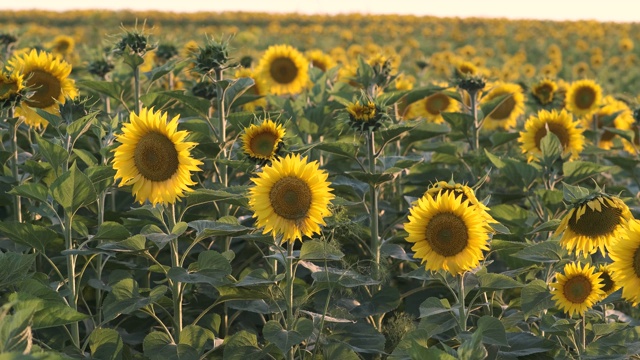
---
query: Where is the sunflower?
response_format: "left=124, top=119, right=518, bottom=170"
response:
left=48, top=35, right=75, bottom=58
left=550, top=262, right=604, bottom=317
left=565, top=79, right=602, bottom=117
left=531, top=78, right=558, bottom=105
left=554, top=194, right=632, bottom=256
left=305, top=49, right=336, bottom=72
left=619, top=37, right=634, bottom=52
left=112, top=107, right=203, bottom=205
left=572, top=62, right=590, bottom=79
left=609, top=219, right=640, bottom=305
left=256, top=44, right=309, bottom=96
left=248, top=154, right=334, bottom=243
left=585, top=95, right=635, bottom=152
left=405, top=83, right=459, bottom=124
left=596, top=264, right=620, bottom=298
left=8, top=49, right=78, bottom=128
left=405, top=191, right=491, bottom=275
left=455, top=60, right=479, bottom=77
left=480, top=82, right=525, bottom=131
left=234, top=67, right=267, bottom=111
left=0, top=70, right=24, bottom=105
left=241, top=119, right=285, bottom=162
left=423, top=181, right=496, bottom=224
left=518, top=109, right=585, bottom=162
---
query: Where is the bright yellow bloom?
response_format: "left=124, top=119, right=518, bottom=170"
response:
left=550, top=262, right=604, bottom=317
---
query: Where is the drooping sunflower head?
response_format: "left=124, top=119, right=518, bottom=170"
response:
left=585, top=95, right=635, bottom=152
left=346, top=99, right=384, bottom=131
left=518, top=109, right=585, bottom=162
left=550, top=262, right=604, bottom=318
left=112, top=107, right=203, bottom=206
left=531, top=78, right=558, bottom=105
left=609, top=219, right=640, bottom=305
left=565, top=79, right=602, bottom=117
left=241, top=119, right=286, bottom=163
left=404, top=191, right=491, bottom=275
left=555, top=194, right=632, bottom=256
left=0, top=69, right=25, bottom=107
left=8, top=49, right=78, bottom=128
left=480, top=82, right=525, bottom=131
left=305, top=49, right=336, bottom=72
left=596, top=264, right=620, bottom=298
left=234, top=67, right=267, bottom=111
left=248, top=153, right=335, bottom=243
left=256, top=44, right=309, bottom=96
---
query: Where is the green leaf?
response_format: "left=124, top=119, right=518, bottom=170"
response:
left=563, top=161, right=614, bottom=184
left=235, top=268, right=278, bottom=287
left=185, top=188, right=246, bottom=208
left=404, top=85, right=447, bottom=105
left=97, top=235, right=147, bottom=252
left=457, top=326, right=487, bottom=360
left=222, top=330, right=263, bottom=360
left=8, top=183, right=49, bottom=203
left=188, top=220, right=252, bottom=242
left=0, top=222, right=59, bottom=252
left=490, top=132, right=520, bottom=147
left=498, top=332, right=556, bottom=357
left=476, top=315, right=508, bottom=346
left=327, top=322, right=385, bottom=354
left=539, top=131, right=562, bottom=165
left=143, top=332, right=179, bottom=360
left=592, top=322, right=629, bottom=337
left=72, top=148, right=98, bottom=167
left=102, top=274, right=168, bottom=322
left=521, top=279, right=554, bottom=317
left=418, top=297, right=453, bottom=318
left=416, top=347, right=457, bottom=360
left=309, top=141, right=359, bottom=160
left=33, top=108, right=63, bottom=128
left=351, top=285, right=401, bottom=317
left=299, top=240, right=344, bottom=260
left=347, top=171, right=396, bottom=186
left=263, top=318, right=313, bottom=353
left=140, top=91, right=210, bottom=118
left=484, top=148, right=506, bottom=168
left=94, top=222, right=131, bottom=242
left=85, top=165, right=116, bottom=194
left=480, top=93, right=510, bottom=120
left=179, top=324, right=214, bottom=355
left=528, top=219, right=562, bottom=234
left=77, top=80, right=124, bottom=100
left=0, top=253, right=35, bottom=288
left=9, top=290, right=88, bottom=330
left=146, top=59, right=177, bottom=83
left=225, top=77, right=255, bottom=109
left=167, top=267, right=231, bottom=287
left=380, top=242, right=413, bottom=261
left=441, top=111, right=473, bottom=135
left=512, top=240, right=566, bottom=263
left=89, top=328, right=123, bottom=360
left=50, top=162, right=97, bottom=214
left=35, top=136, right=68, bottom=174
left=478, top=273, right=523, bottom=291
left=66, top=113, right=97, bottom=146
left=562, top=182, right=591, bottom=203
left=0, top=305, right=34, bottom=354
left=306, top=264, right=379, bottom=288
left=378, top=121, right=420, bottom=145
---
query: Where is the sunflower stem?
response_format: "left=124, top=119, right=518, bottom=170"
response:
left=581, top=314, right=587, bottom=353
left=458, top=272, right=467, bottom=332
left=168, top=204, right=182, bottom=341
left=9, top=108, right=22, bottom=223
left=134, top=65, right=141, bottom=114
left=470, top=90, right=480, bottom=151
left=63, top=212, right=80, bottom=348
left=95, top=192, right=106, bottom=325
left=286, top=241, right=295, bottom=360
left=367, top=129, right=380, bottom=266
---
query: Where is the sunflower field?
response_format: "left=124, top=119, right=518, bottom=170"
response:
left=2, top=9, right=640, bottom=360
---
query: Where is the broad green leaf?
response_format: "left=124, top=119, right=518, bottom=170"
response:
left=480, top=93, right=510, bottom=120
left=0, top=222, right=58, bottom=252
left=72, top=148, right=98, bottom=167
left=539, top=131, right=562, bottom=165
left=528, top=219, right=561, bottom=234
left=35, top=136, right=68, bottom=174
left=143, top=332, right=179, bottom=360
left=404, top=85, right=447, bottom=105
left=263, top=318, right=313, bottom=353
left=490, top=132, right=520, bottom=147
left=66, top=113, right=97, bottom=146
left=498, top=332, right=556, bottom=357
left=85, top=165, right=116, bottom=194
left=306, top=264, right=379, bottom=287
left=8, top=183, right=48, bottom=203
left=476, top=315, right=508, bottom=346
left=89, top=328, right=123, bottom=360
left=9, top=290, right=87, bottom=330
left=235, top=268, right=278, bottom=287
left=167, top=267, right=231, bottom=287
left=140, top=90, right=210, bottom=118
left=351, top=286, right=401, bottom=317
left=185, top=188, right=246, bottom=208
left=381, top=242, right=413, bottom=261
left=521, top=279, right=554, bottom=317
left=0, top=253, right=35, bottom=289
left=33, top=108, right=63, bottom=128
left=484, top=148, right=506, bottom=168
left=311, top=141, right=359, bottom=160
left=188, top=220, right=252, bottom=242
left=323, top=343, right=361, bottom=360
left=299, top=240, right=344, bottom=260
left=94, top=222, right=131, bottom=241
left=512, top=240, right=565, bottom=263
left=562, top=182, right=591, bottom=203
left=563, top=161, right=614, bottom=184
left=78, top=79, right=124, bottom=100
left=141, top=224, right=176, bottom=250
left=102, top=273, right=168, bottom=322
left=97, top=235, right=147, bottom=252
left=222, top=330, right=263, bottom=360
left=478, top=273, right=523, bottom=291
left=179, top=324, right=214, bottom=355
left=225, top=77, right=255, bottom=109
left=0, top=306, right=34, bottom=353
left=418, top=297, right=452, bottom=318
left=378, top=121, right=421, bottom=145
left=457, top=326, right=487, bottom=360
left=441, top=111, right=473, bottom=135
left=592, top=322, right=629, bottom=337
left=327, top=322, right=385, bottom=354
left=50, top=163, right=97, bottom=214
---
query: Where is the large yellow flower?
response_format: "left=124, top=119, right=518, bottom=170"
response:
left=249, top=154, right=334, bottom=243
left=256, top=44, right=309, bottom=96
left=305, top=49, right=336, bottom=72
left=480, top=82, right=525, bottom=131
left=531, top=78, right=558, bottom=105
left=554, top=195, right=631, bottom=256
left=234, top=67, right=267, bottom=112
left=423, top=181, right=496, bottom=224
left=596, top=264, right=620, bottom=298
left=0, top=70, right=24, bottom=102
left=518, top=109, right=585, bottom=162
left=241, top=119, right=285, bottom=162
left=112, top=108, right=203, bottom=205
left=550, top=262, right=604, bottom=317
left=585, top=95, right=635, bottom=152
left=565, top=79, right=602, bottom=117
left=8, top=49, right=78, bottom=128
left=405, top=191, right=491, bottom=275
left=405, top=85, right=460, bottom=124
left=609, top=219, right=640, bottom=305
left=48, top=35, right=75, bottom=58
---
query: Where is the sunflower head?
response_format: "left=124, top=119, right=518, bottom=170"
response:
left=555, top=192, right=632, bottom=256
left=596, top=264, right=620, bottom=298
left=531, top=78, right=558, bottom=105
left=455, top=60, right=478, bottom=77
left=112, top=107, right=203, bottom=205
left=193, top=38, right=232, bottom=74
left=550, top=262, right=604, bottom=317
left=565, top=79, right=602, bottom=117
left=0, top=70, right=25, bottom=108
left=609, top=219, right=640, bottom=305
left=241, top=119, right=286, bottom=163
left=87, top=57, right=115, bottom=80
left=305, top=49, right=336, bottom=72
left=234, top=67, right=267, bottom=111
left=190, top=80, right=217, bottom=101
left=480, top=82, right=526, bottom=131
left=113, top=28, right=155, bottom=57
left=404, top=191, right=491, bottom=275
left=155, top=43, right=179, bottom=64
left=586, top=95, right=635, bottom=151
left=455, top=74, right=486, bottom=99
left=248, top=153, right=335, bottom=243
left=49, top=35, right=75, bottom=57
left=346, top=99, right=384, bottom=131
left=518, top=109, right=585, bottom=162
left=256, top=44, right=309, bottom=96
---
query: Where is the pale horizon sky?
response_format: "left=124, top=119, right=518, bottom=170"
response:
left=2, top=0, right=639, bottom=23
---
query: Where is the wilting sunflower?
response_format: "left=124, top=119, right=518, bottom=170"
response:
left=249, top=154, right=334, bottom=243
left=234, top=67, right=267, bottom=111
left=531, top=78, right=558, bottom=105
left=550, top=262, right=604, bottom=317
left=585, top=95, right=635, bottom=152
left=8, top=49, right=78, bottom=128
left=609, top=219, right=640, bottom=305
left=112, top=107, right=203, bottom=205
left=518, top=109, right=585, bottom=162
left=256, top=44, right=309, bottom=96
left=423, top=181, right=496, bottom=224
left=554, top=194, right=631, bottom=256
left=405, top=85, right=460, bottom=124
left=596, top=264, right=620, bottom=298
left=241, top=119, right=285, bottom=162
left=480, top=82, right=525, bottom=131
left=305, top=49, right=336, bottom=72
left=405, top=191, right=491, bottom=275
left=565, top=79, right=602, bottom=117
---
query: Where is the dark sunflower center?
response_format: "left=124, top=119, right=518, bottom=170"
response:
left=425, top=212, right=469, bottom=257
left=57, top=41, right=71, bottom=52
left=534, top=84, right=554, bottom=104
left=311, top=60, right=327, bottom=72
left=425, top=93, right=450, bottom=115
left=490, top=94, right=516, bottom=120
left=633, top=247, right=640, bottom=278
left=598, top=271, right=615, bottom=294
left=574, top=87, right=596, bottom=109
left=459, top=65, right=475, bottom=74
left=24, top=70, right=62, bottom=108
left=568, top=201, right=622, bottom=237
left=563, top=275, right=592, bottom=304
left=133, top=132, right=179, bottom=182
left=249, top=131, right=278, bottom=158
left=437, top=189, right=469, bottom=204
left=270, top=57, right=298, bottom=85
left=269, top=176, right=312, bottom=220
left=534, top=121, right=571, bottom=149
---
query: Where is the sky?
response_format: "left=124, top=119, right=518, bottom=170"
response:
left=2, top=0, right=639, bottom=23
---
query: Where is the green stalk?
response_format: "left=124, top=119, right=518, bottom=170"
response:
left=167, top=204, right=182, bottom=340
left=286, top=241, right=295, bottom=360
left=134, top=65, right=141, bottom=114
left=95, top=192, right=106, bottom=325
left=581, top=314, right=587, bottom=353
left=469, top=90, right=480, bottom=151
left=9, top=108, right=22, bottom=222
left=458, top=272, right=467, bottom=332
left=367, top=130, right=380, bottom=266
left=64, top=213, right=80, bottom=347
